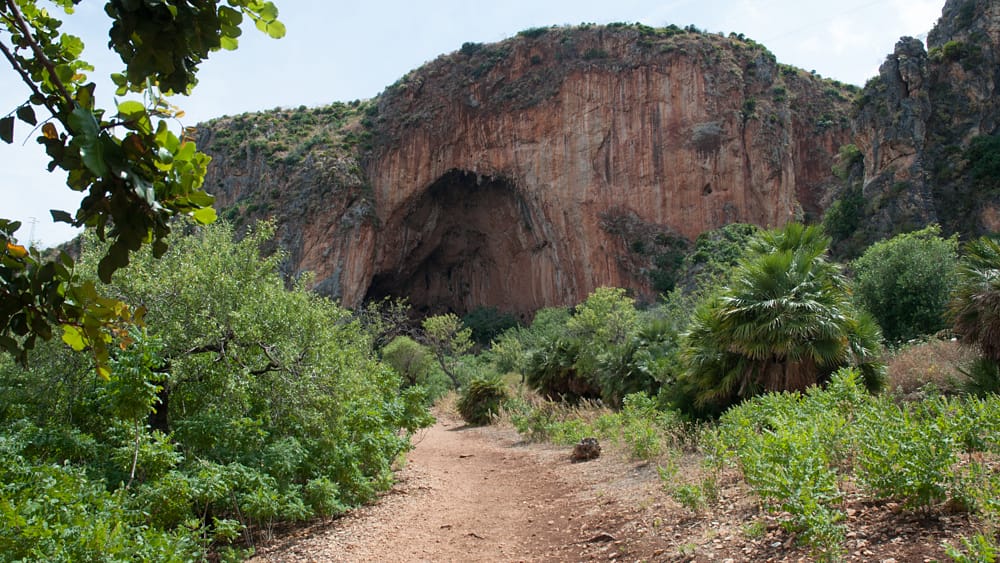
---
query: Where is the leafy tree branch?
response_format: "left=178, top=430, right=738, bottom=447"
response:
left=0, top=0, right=284, bottom=374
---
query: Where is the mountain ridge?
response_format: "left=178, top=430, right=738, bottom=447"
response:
left=196, top=1, right=998, bottom=315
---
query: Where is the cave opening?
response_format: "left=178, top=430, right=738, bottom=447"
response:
left=365, top=169, right=547, bottom=318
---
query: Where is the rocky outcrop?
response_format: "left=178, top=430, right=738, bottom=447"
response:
left=841, top=0, right=1000, bottom=247
left=200, top=25, right=856, bottom=315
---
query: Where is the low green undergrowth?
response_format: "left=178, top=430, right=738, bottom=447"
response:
left=504, top=369, right=1000, bottom=560
left=506, top=391, right=688, bottom=461
left=716, top=369, right=1000, bottom=559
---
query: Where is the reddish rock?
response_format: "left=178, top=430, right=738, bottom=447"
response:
left=200, top=26, right=854, bottom=315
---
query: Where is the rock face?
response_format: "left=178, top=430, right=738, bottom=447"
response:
left=200, top=25, right=856, bottom=315
left=843, top=0, right=1000, bottom=246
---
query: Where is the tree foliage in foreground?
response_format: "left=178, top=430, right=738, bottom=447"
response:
left=0, top=0, right=283, bottom=372
left=673, top=223, right=884, bottom=417
left=0, top=221, right=432, bottom=558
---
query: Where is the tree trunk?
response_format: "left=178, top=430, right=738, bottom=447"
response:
left=436, top=355, right=461, bottom=389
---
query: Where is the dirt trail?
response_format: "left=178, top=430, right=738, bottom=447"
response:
left=249, top=412, right=665, bottom=562
left=248, top=409, right=972, bottom=562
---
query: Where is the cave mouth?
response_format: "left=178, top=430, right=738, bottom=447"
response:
left=365, top=169, right=545, bottom=318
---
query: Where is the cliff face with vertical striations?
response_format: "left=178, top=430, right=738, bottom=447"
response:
left=199, top=24, right=857, bottom=316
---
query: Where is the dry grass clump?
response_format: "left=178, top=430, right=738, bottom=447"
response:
left=884, top=338, right=975, bottom=398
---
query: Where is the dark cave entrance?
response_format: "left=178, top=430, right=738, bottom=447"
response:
left=365, top=169, right=547, bottom=317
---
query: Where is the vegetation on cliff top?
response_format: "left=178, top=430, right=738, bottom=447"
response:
left=200, top=99, right=377, bottom=166
left=372, top=21, right=856, bottom=145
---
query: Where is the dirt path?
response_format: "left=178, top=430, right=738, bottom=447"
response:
left=248, top=411, right=975, bottom=562
left=249, top=412, right=666, bottom=562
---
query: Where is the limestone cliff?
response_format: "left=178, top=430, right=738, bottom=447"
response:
left=836, top=0, right=1000, bottom=251
left=199, top=25, right=855, bottom=315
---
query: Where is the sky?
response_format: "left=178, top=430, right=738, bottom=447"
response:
left=2, top=0, right=944, bottom=247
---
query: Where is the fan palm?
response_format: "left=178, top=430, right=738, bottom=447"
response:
left=678, top=223, right=883, bottom=416
left=948, top=236, right=1000, bottom=363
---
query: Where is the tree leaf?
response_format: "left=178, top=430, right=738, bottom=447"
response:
left=16, top=105, right=37, bottom=126
left=68, top=106, right=100, bottom=139
left=220, top=35, right=239, bottom=50
left=54, top=64, right=75, bottom=85
left=61, top=324, right=87, bottom=351
left=5, top=242, right=28, bottom=259
left=192, top=206, right=217, bottom=224
left=218, top=5, right=243, bottom=26
left=51, top=209, right=74, bottom=223
left=76, top=83, right=96, bottom=111
left=79, top=134, right=109, bottom=177
left=0, top=116, right=13, bottom=144
left=266, top=20, right=286, bottom=39
left=117, top=100, right=146, bottom=120
left=258, top=2, right=279, bottom=22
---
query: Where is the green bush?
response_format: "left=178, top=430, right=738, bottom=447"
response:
left=852, top=225, right=959, bottom=343
left=620, top=393, right=675, bottom=459
left=457, top=376, right=510, bottom=425
left=0, top=431, right=203, bottom=561
left=717, top=370, right=866, bottom=558
left=381, top=335, right=433, bottom=386
left=823, top=184, right=865, bottom=257
left=676, top=223, right=760, bottom=292
left=946, top=534, right=1000, bottom=562
left=517, top=26, right=549, bottom=39
left=831, top=144, right=862, bottom=180
left=422, top=313, right=474, bottom=389
left=523, top=289, right=644, bottom=403
left=717, top=370, right=1000, bottom=557
left=966, top=134, right=1000, bottom=192
left=0, top=222, right=433, bottom=556
left=854, top=400, right=956, bottom=508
